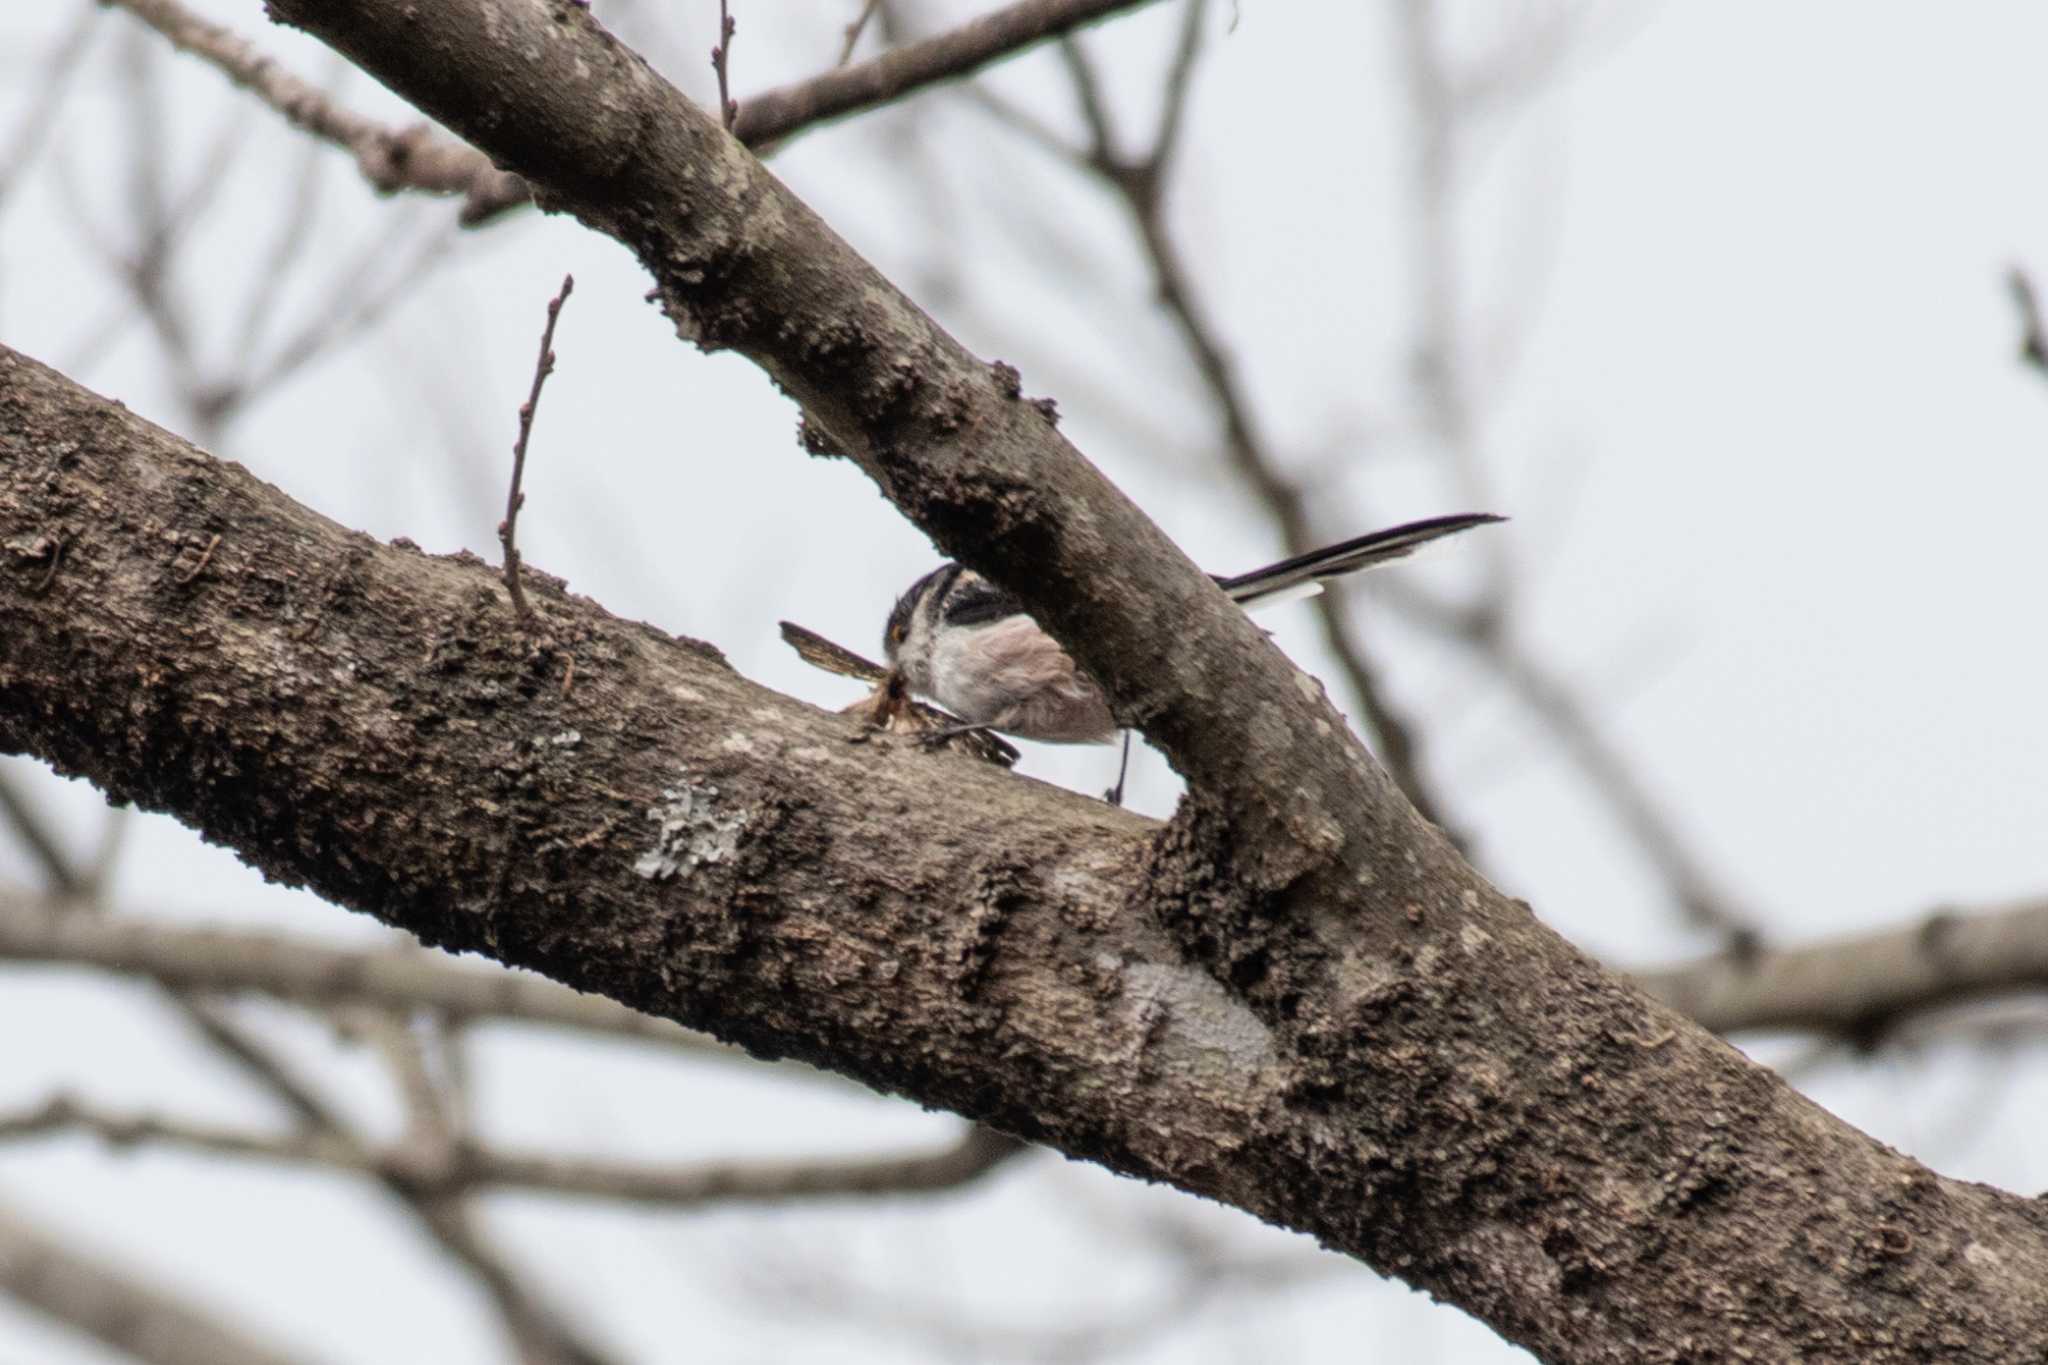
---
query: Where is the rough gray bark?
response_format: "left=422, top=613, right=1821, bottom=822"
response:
left=6, top=342, right=2048, bottom=1361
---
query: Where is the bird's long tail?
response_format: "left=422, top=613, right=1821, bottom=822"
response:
left=1214, top=513, right=1504, bottom=608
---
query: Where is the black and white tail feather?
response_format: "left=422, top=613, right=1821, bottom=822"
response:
left=881, top=513, right=1503, bottom=752
left=1212, top=512, right=1503, bottom=609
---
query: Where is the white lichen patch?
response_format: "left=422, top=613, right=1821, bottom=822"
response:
left=1460, top=922, right=1493, bottom=953
left=634, top=769, right=746, bottom=882
left=1123, top=961, right=1278, bottom=1081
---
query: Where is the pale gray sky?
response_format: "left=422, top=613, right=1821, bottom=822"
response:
left=3, top=3, right=2047, bottom=1362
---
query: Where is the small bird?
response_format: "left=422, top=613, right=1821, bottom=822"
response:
left=882, top=512, right=1502, bottom=745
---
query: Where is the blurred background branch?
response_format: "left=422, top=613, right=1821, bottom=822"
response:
left=3, top=0, right=2047, bottom=1361
left=0, top=1198, right=308, bottom=1365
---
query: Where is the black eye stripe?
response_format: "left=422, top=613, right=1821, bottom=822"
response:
left=884, top=562, right=962, bottom=654
left=929, top=563, right=965, bottom=609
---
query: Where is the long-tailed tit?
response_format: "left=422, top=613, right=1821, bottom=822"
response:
left=882, top=513, right=1502, bottom=744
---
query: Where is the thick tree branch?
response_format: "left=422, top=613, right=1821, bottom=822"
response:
left=7, top=342, right=2048, bottom=1360
left=0, top=1197, right=308, bottom=1365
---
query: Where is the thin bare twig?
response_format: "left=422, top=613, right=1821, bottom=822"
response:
left=103, top=0, right=529, bottom=223
left=0, top=771, right=84, bottom=897
left=178, top=999, right=348, bottom=1131
left=246, top=210, right=457, bottom=399
left=174, top=998, right=620, bottom=1365
left=1382, top=583, right=1755, bottom=938
left=2009, top=265, right=2048, bottom=380
left=499, top=274, right=574, bottom=625
left=0, top=1095, right=1023, bottom=1209
left=839, top=0, right=884, bottom=65
left=0, top=894, right=748, bottom=1060
left=712, top=0, right=739, bottom=131
left=233, top=89, right=334, bottom=362
left=0, top=2, right=99, bottom=218
left=478, top=1123, right=1024, bottom=1207
left=173, top=531, right=221, bottom=584
left=354, top=1010, right=455, bottom=1150
left=105, top=0, right=1160, bottom=223
left=53, top=28, right=450, bottom=444
left=733, top=0, right=1162, bottom=147
left=1150, top=0, right=1208, bottom=169
left=767, top=1217, right=1339, bottom=1364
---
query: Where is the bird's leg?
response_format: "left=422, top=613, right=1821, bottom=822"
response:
left=917, top=720, right=997, bottom=748
left=1104, top=730, right=1132, bottom=807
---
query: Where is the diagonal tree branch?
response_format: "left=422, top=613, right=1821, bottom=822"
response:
left=734, top=0, right=1160, bottom=146
left=6, top=336, right=2048, bottom=1358
left=0, top=2, right=99, bottom=220
left=2, top=3, right=2044, bottom=1357
left=0, top=1196, right=310, bottom=1365
left=0, top=771, right=85, bottom=896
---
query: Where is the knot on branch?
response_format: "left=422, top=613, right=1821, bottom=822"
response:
left=1136, top=792, right=1302, bottom=1001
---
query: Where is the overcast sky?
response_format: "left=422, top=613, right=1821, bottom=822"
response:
left=3, top=3, right=2048, bottom=1362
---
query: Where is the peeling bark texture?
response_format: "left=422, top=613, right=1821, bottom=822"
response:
left=8, top=346, right=2048, bottom=1360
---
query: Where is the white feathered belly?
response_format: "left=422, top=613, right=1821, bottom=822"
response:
left=928, top=616, right=1117, bottom=743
